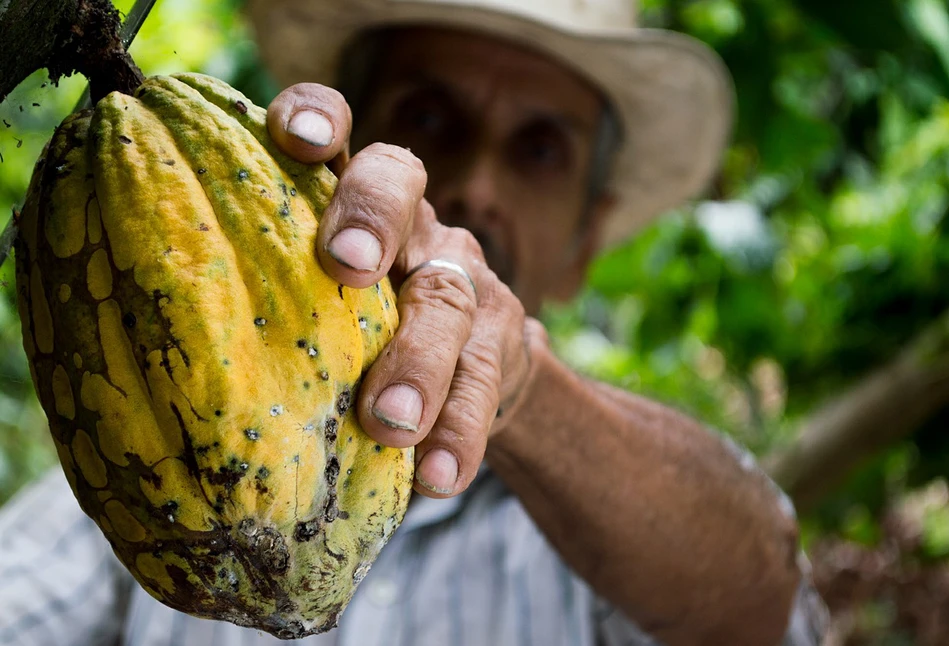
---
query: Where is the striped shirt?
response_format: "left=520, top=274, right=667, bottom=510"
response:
left=0, top=466, right=827, bottom=646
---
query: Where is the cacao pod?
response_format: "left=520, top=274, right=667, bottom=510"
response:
left=14, top=73, right=413, bottom=638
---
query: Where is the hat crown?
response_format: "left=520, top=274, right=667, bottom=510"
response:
left=387, top=0, right=638, bottom=31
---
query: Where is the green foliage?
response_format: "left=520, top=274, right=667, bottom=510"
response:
left=551, top=0, right=949, bottom=528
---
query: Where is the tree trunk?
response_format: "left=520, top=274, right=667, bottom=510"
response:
left=763, top=311, right=949, bottom=513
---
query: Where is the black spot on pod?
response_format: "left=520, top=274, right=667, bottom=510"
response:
left=122, top=312, right=137, bottom=329
left=275, top=621, right=307, bottom=640
left=214, top=409, right=222, bottom=417
left=118, top=135, right=132, bottom=144
left=254, top=527, right=290, bottom=573
left=336, top=390, right=351, bottom=415
left=294, top=519, right=321, bottom=542
left=324, top=494, right=339, bottom=522
left=244, top=428, right=260, bottom=441
left=296, top=339, right=307, bottom=348
left=162, top=159, right=175, bottom=166
left=279, top=204, right=290, bottom=217
left=237, top=169, right=249, bottom=180
left=325, top=455, right=340, bottom=486
left=320, top=371, right=330, bottom=381
left=290, top=188, right=297, bottom=196
left=338, top=511, right=349, bottom=520
left=256, top=466, right=270, bottom=478
left=235, top=100, right=248, bottom=114
left=197, top=168, right=207, bottom=175
left=303, top=381, right=310, bottom=390
left=374, top=444, right=382, bottom=453
left=254, top=317, right=267, bottom=326
left=324, top=418, right=338, bottom=442
left=260, top=226, right=270, bottom=233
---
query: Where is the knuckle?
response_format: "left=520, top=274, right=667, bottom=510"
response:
left=458, top=340, right=503, bottom=391
left=492, top=279, right=524, bottom=321
left=365, top=176, right=410, bottom=218
left=288, top=82, right=344, bottom=106
left=365, top=142, right=427, bottom=176
left=416, top=199, right=438, bottom=227
left=505, top=286, right=526, bottom=323
left=396, top=325, right=461, bottom=370
left=340, top=175, right=406, bottom=226
left=440, top=374, right=500, bottom=440
left=448, top=227, right=485, bottom=260
left=403, top=270, right=478, bottom=319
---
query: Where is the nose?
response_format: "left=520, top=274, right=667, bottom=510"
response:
left=429, top=153, right=504, bottom=230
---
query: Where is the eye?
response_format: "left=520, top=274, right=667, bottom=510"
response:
left=510, top=121, right=572, bottom=174
left=392, top=90, right=452, bottom=139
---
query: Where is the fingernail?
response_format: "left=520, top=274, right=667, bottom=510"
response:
left=416, top=449, right=458, bottom=495
left=287, top=110, right=334, bottom=147
left=372, top=384, right=423, bottom=432
left=328, top=228, right=382, bottom=272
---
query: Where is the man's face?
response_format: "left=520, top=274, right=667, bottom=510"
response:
left=351, top=28, right=612, bottom=315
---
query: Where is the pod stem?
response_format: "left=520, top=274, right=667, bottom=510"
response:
left=57, top=0, right=145, bottom=101
left=0, top=0, right=144, bottom=105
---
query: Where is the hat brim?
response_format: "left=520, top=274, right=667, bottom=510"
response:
left=247, top=0, right=734, bottom=249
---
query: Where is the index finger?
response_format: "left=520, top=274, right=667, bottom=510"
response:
left=317, top=143, right=428, bottom=289
left=266, top=83, right=352, bottom=164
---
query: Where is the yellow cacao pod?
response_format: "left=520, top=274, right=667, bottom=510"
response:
left=14, top=73, right=413, bottom=638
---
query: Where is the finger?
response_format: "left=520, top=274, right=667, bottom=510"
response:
left=413, top=292, right=518, bottom=498
left=355, top=231, right=481, bottom=449
left=318, top=143, right=427, bottom=288
left=266, top=83, right=352, bottom=163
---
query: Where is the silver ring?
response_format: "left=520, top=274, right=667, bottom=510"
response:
left=404, top=259, right=477, bottom=300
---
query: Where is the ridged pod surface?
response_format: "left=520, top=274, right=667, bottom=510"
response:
left=14, top=73, right=413, bottom=638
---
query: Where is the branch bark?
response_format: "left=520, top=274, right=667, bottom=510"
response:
left=763, top=311, right=949, bottom=513
left=0, top=0, right=142, bottom=105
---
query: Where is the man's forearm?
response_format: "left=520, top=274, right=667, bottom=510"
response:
left=485, top=339, right=801, bottom=646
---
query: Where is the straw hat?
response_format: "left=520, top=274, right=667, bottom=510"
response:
left=246, top=0, right=733, bottom=249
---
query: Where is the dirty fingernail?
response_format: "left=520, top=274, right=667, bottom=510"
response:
left=416, top=449, right=458, bottom=495
left=288, top=110, right=334, bottom=147
left=328, top=228, right=382, bottom=272
left=372, top=384, right=422, bottom=432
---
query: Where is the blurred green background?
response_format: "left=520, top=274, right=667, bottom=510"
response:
left=3, top=0, right=949, bottom=642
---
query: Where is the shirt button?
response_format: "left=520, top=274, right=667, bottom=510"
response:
left=366, top=577, right=399, bottom=607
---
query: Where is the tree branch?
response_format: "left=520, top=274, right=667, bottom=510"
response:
left=763, top=311, right=949, bottom=513
left=0, top=0, right=142, bottom=104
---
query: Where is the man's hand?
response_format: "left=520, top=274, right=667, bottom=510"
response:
left=268, top=83, right=535, bottom=498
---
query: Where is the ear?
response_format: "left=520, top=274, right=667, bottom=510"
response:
left=548, top=192, right=618, bottom=302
